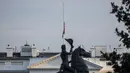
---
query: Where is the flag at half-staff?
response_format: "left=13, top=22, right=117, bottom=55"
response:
left=62, top=21, right=65, bottom=38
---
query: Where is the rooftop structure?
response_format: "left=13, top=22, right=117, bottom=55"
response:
left=0, top=44, right=118, bottom=73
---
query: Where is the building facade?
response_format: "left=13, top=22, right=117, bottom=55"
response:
left=0, top=43, right=103, bottom=73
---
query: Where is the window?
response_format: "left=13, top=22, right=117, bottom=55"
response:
left=5, top=62, right=11, bottom=65
left=11, top=62, right=23, bottom=65
left=0, top=62, right=5, bottom=65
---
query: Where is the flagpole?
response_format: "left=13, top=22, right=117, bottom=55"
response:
left=63, top=1, right=64, bottom=23
left=62, top=1, right=65, bottom=44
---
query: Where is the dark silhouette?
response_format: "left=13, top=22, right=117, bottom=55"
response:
left=65, top=38, right=74, bottom=49
left=57, top=38, right=91, bottom=73
left=71, top=46, right=91, bottom=73
left=57, top=44, right=75, bottom=73
left=101, top=0, right=130, bottom=73
left=111, top=0, right=130, bottom=48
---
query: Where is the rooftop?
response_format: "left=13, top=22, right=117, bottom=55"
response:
left=0, top=52, right=60, bottom=60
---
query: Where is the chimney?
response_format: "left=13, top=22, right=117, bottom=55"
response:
left=90, top=47, right=96, bottom=57
left=6, top=44, right=14, bottom=57
left=32, top=44, right=37, bottom=57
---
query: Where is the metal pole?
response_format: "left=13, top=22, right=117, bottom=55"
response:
left=62, top=1, right=65, bottom=44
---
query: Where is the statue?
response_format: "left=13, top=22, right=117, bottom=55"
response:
left=57, top=44, right=76, bottom=73
left=57, top=38, right=91, bottom=73
left=71, top=46, right=91, bottom=73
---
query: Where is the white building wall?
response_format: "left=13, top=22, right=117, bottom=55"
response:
left=6, top=46, right=14, bottom=57
left=115, top=48, right=125, bottom=54
left=0, top=60, right=29, bottom=70
left=7, top=49, right=13, bottom=57
left=85, top=58, right=106, bottom=67
left=29, top=69, right=100, bottom=73
left=30, top=69, right=58, bottom=73
left=91, top=50, right=96, bottom=57
left=32, top=49, right=37, bottom=57
left=21, top=52, right=32, bottom=56
left=95, top=46, right=106, bottom=57
left=29, top=58, right=48, bottom=66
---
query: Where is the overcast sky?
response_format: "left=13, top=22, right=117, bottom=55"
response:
left=0, top=0, right=123, bottom=52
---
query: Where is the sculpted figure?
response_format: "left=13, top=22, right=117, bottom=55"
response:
left=57, top=38, right=91, bottom=73
left=57, top=44, right=76, bottom=73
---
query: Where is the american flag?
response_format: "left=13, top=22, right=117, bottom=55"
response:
left=62, top=22, right=65, bottom=38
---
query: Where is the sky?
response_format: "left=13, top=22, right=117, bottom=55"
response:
left=0, top=0, right=123, bottom=52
